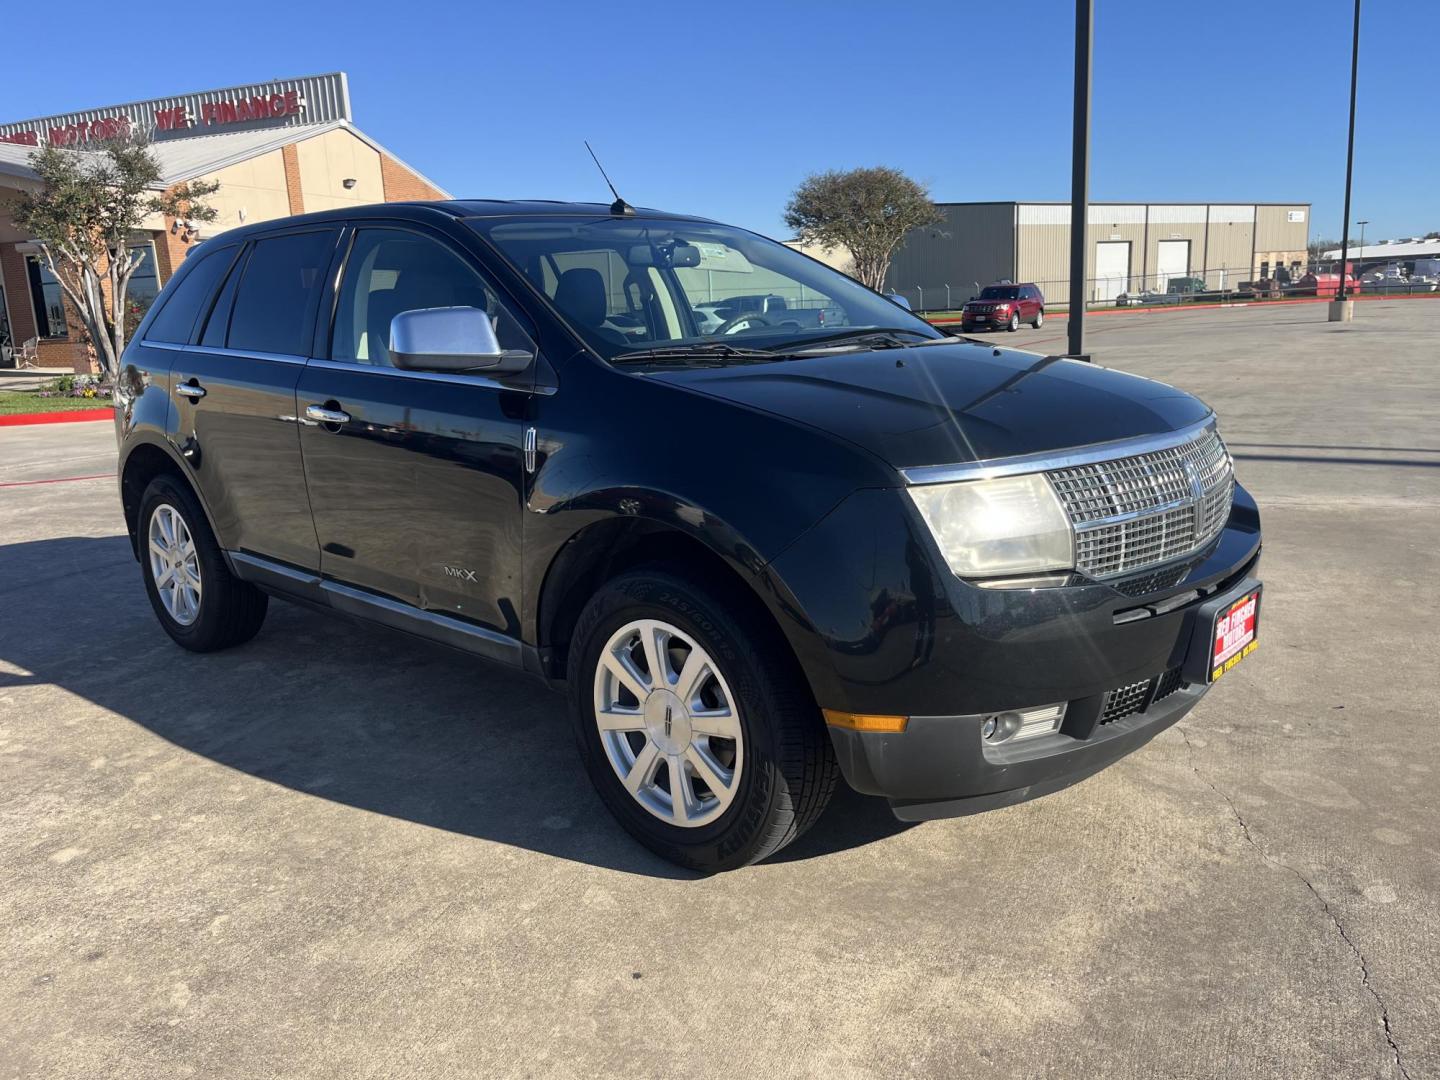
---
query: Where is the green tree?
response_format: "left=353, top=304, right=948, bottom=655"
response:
left=784, top=166, right=942, bottom=291
left=14, top=139, right=218, bottom=377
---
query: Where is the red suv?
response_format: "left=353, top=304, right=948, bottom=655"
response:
left=960, top=283, right=1045, bottom=332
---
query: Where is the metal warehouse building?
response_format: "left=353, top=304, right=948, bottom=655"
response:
left=882, top=201, right=1311, bottom=310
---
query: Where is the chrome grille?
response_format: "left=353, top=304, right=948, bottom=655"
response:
left=1048, top=426, right=1233, bottom=579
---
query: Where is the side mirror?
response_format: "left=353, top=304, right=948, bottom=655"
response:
left=389, top=307, right=530, bottom=374
left=885, top=293, right=913, bottom=311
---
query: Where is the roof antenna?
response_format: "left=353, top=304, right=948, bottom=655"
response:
left=585, top=140, right=635, bottom=216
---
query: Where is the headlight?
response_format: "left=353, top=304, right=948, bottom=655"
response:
left=907, top=473, right=1074, bottom=578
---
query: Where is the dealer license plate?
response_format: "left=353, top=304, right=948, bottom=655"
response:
left=973, top=314, right=987, bottom=321
left=1209, top=588, right=1260, bottom=682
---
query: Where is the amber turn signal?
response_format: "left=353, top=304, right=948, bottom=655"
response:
left=822, top=709, right=909, bottom=733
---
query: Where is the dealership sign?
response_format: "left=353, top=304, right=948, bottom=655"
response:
left=0, top=73, right=350, bottom=148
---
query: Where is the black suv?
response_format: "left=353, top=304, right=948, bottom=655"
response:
left=114, top=201, right=1262, bottom=871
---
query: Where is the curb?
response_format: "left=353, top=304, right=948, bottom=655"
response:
left=0, top=408, right=114, bottom=427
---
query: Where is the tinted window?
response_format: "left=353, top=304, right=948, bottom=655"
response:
left=199, top=250, right=245, bottom=348
left=980, top=286, right=1021, bottom=300
left=145, top=245, right=236, bottom=344
left=227, top=231, right=335, bottom=355
left=331, top=229, right=532, bottom=366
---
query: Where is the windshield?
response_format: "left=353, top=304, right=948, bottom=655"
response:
left=979, top=286, right=1021, bottom=300
left=469, top=216, right=943, bottom=360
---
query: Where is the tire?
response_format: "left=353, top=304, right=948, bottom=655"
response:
left=1007, top=312, right=1020, bottom=332
left=567, top=568, right=838, bottom=872
left=1032, top=308, right=1045, bottom=329
left=138, top=475, right=268, bottom=652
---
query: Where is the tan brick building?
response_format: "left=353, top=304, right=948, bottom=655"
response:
left=0, top=73, right=447, bottom=371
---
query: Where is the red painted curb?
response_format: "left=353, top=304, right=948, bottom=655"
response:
left=0, top=473, right=113, bottom=489
left=0, top=408, right=114, bottom=427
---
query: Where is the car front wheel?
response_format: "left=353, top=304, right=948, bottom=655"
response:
left=1007, top=312, right=1020, bottom=331
left=139, top=475, right=268, bottom=652
left=567, top=568, right=838, bottom=871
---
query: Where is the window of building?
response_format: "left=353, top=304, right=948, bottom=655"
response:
left=25, top=256, right=68, bottom=339
left=330, top=229, right=532, bottom=366
left=226, top=230, right=337, bottom=356
left=1260, top=261, right=1270, bottom=280
left=145, top=244, right=238, bottom=345
left=123, top=242, right=162, bottom=332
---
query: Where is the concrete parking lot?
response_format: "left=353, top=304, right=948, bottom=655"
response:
left=2, top=299, right=1438, bottom=1079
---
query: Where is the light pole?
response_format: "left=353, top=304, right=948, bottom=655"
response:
left=1065, top=0, right=1093, bottom=359
left=1355, top=219, right=1369, bottom=271
left=1331, top=0, right=1361, bottom=319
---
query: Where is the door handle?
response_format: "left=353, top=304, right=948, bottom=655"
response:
left=305, top=404, right=352, bottom=425
left=176, top=381, right=206, bottom=399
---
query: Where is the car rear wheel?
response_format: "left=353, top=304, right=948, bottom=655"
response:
left=567, top=568, right=838, bottom=871
left=1007, top=312, right=1020, bottom=332
left=1032, top=309, right=1045, bottom=328
left=139, top=475, right=268, bottom=652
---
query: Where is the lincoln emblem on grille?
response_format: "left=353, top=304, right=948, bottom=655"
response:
left=1182, top=456, right=1205, bottom=504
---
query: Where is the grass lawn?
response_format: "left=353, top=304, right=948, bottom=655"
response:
left=0, top=391, right=114, bottom=416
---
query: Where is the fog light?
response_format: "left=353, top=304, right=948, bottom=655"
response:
left=981, top=702, right=1067, bottom=744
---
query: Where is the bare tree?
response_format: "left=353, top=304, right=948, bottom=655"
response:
left=1306, top=236, right=1340, bottom=269
left=14, top=139, right=218, bottom=377
left=784, top=167, right=942, bottom=291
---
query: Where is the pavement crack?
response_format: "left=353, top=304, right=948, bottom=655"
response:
left=1177, top=724, right=1412, bottom=1080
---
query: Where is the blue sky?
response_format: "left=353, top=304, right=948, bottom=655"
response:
left=5, top=0, right=1435, bottom=242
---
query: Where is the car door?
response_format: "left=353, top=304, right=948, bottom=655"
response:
left=295, top=224, right=535, bottom=641
left=171, top=227, right=339, bottom=570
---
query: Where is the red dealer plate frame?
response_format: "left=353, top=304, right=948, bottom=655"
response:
left=1209, top=586, right=1261, bottom=682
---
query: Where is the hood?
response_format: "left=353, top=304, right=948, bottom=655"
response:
left=649, top=340, right=1212, bottom=470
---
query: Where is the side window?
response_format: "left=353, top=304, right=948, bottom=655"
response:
left=144, top=245, right=237, bottom=344
left=226, top=231, right=335, bottom=356
left=330, top=228, right=533, bottom=366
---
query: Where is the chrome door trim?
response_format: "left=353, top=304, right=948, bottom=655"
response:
left=899, top=415, right=1218, bottom=485
left=186, top=344, right=309, bottom=366
left=226, top=550, right=524, bottom=668
left=321, top=579, right=523, bottom=667
left=303, top=355, right=543, bottom=393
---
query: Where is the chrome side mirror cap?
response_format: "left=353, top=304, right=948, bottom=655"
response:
left=389, top=307, right=530, bottom=374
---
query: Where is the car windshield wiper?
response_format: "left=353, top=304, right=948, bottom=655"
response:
left=611, top=342, right=779, bottom=366
left=778, top=327, right=940, bottom=352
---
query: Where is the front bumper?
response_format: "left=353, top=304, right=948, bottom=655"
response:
left=832, top=675, right=1207, bottom=820
left=763, top=483, right=1263, bottom=820
left=960, top=310, right=1011, bottom=329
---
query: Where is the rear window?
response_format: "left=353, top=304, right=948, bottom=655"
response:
left=144, top=245, right=236, bottom=344
left=226, top=231, right=335, bottom=356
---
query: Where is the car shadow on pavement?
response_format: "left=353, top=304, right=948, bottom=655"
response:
left=0, top=535, right=912, bottom=878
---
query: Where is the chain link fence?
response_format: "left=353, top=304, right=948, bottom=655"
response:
left=890, top=263, right=1440, bottom=315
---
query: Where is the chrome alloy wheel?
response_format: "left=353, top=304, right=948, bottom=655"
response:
left=148, top=504, right=202, bottom=626
left=593, top=619, right=743, bottom=827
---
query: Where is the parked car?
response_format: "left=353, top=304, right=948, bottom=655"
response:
left=692, top=293, right=839, bottom=335
left=960, top=283, right=1045, bottom=331
left=1160, top=276, right=1208, bottom=303
left=114, top=200, right=1262, bottom=871
left=1117, top=278, right=1210, bottom=307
